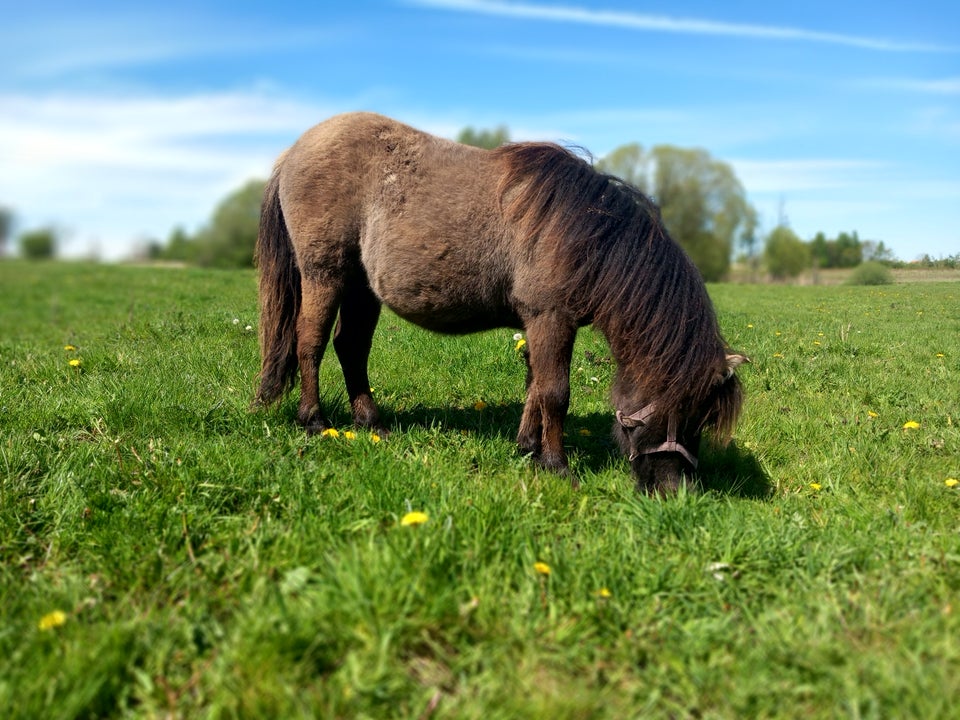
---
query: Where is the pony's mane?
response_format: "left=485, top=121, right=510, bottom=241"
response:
left=494, top=142, right=733, bottom=418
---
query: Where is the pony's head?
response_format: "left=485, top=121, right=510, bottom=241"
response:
left=613, top=353, right=747, bottom=494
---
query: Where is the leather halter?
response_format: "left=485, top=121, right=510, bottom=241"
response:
left=616, top=404, right=699, bottom=469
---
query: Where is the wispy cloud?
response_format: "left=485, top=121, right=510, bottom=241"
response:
left=864, top=76, right=960, bottom=95
left=412, top=0, right=956, bottom=53
left=2, top=11, right=338, bottom=80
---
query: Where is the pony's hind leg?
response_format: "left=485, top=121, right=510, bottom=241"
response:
left=333, top=279, right=384, bottom=431
left=296, top=279, right=342, bottom=434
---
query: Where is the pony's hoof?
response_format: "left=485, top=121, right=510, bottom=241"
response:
left=304, top=420, right=332, bottom=436
left=368, top=425, right=391, bottom=439
left=534, top=453, right=571, bottom=477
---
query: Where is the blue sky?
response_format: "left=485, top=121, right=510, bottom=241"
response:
left=2, top=0, right=957, bottom=261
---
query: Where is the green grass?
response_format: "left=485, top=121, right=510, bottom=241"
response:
left=2, top=261, right=959, bottom=718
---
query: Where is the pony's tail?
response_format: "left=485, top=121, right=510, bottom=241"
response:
left=254, top=165, right=301, bottom=406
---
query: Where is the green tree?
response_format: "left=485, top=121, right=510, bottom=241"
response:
left=862, top=240, right=895, bottom=263
left=0, top=207, right=12, bottom=258
left=193, top=179, right=266, bottom=268
left=810, top=232, right=829, bottom=268
left=155, top=181, right=266, bottom=268
left=810, top=230, right=863, bottom=268
left=155, top=226, right=199, bottom=264
left=834, top=231, right=862, bottom=268
left=598, top=144, right=754, bottom=281
left=457, top=126, right=510, bottom=149
left=597, top=143, right=649, bottom=191
left=738, top=205, right=761, bottom=282
left=764, top=225, right=810, bottom=280
left=20, top=228, right=57, bottom=260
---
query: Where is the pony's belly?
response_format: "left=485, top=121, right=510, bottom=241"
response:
left=371, top=270, right=519, bottom=334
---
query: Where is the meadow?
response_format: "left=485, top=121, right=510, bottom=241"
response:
left=1, top=260, right=958, bottom=718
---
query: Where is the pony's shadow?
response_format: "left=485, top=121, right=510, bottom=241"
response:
left=370, top=401, right=771, bottom=499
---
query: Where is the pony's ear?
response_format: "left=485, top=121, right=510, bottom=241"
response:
left=718, top=353, right=750, bottom=383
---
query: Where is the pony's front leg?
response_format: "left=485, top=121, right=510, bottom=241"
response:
left=516, top=315, right=576, bottom=482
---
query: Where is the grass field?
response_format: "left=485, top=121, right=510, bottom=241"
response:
left=2, top=260, right=959, bottom=718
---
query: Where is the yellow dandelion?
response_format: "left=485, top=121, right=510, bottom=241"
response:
left=371, top=433, right=381, bottom=443
left=68, top=359, right=81, bottom=367
left=534, top=561, right=551, bottom=576
left=596, top=587, right=612, bottom=598
left=747, top=324, right=754, bottom=329
left=400, top=511, right=428, bottom=526
left=343, top=431, right=357, bottom=440
left=578, top=428, right=591, bottom=436
left=473, top=400, right=487, bottom=411
left=902, top=421, right=921, bottom=430
left=320, top=428, right=340, bottom=438
left=63, top=344, right=76, bottom=351
left=810, top=482, right=822, bottom=491
left=515, top=338, right=527, bottom=351
left=813, top=341, right=822, bottom=346
left=773, top=352, right=784, bottom=358
left=775, top=331, right=782, bottom=337
left=38, top=610, right=67, bottom=631
left=946, top=478, right=959, bottom=488
left=868, top=411, right=879, bottom=419
left=936, top=353, right=945, bottom=358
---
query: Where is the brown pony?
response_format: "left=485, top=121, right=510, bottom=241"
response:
left=254, top=112, right=746, bottom=493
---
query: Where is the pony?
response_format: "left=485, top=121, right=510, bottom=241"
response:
left=254, top=112, right=746, bottom=493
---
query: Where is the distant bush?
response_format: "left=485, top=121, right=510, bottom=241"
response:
left=846, top=261, right=894, bottom=286
left=20, top=228, right=57, bottom=260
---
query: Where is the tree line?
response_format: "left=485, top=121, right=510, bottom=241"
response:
left=4, top=127, right=948, bottom=278
left=147, top=126, right=761, bottom=280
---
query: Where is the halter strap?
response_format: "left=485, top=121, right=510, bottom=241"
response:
left=616, top=404, right=699, bottom=469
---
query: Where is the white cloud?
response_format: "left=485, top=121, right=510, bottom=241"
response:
left=729, top=158, right=888, bottom=194
left=411, top=0, right=957, bottom=52
left=0, top=90, right=336, bottom=259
